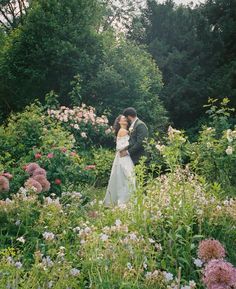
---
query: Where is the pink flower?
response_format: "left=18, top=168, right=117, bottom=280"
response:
left=70, top=152, right=77, bottom=157
left=47, top=153, right=54, bottom=159
left=84, top=165, right=96, bottom=171
left=33, top=168, right=47, bottom=177
left=54, top=179, right=62, bottom=185
left=2, top=172, right=13, bottom=180
left=25, top=163, right=40, bottom=175
left=25, top=178, right=42, bottom=193
left=35, top=153, right=42, bottom=159
left=0, top=176, right=10, bottom=192
left=61, top=148, right=67, bottom=153
left=33, top=175, right=50, bottom=192
left=198, top=239, right=226, bottom=262
left=203, top=259, right=236, bottom=289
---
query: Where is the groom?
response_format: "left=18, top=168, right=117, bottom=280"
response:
left=120, top=107, right=148, bottom=165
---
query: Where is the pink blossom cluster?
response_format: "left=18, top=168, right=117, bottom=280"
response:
left=197, top=239, right=236, bottom=289
left=0, top=172, right=13, bottom=192
left=24, top=163, right=50, bottom=193
left=47, top=104, right=112, bottom=135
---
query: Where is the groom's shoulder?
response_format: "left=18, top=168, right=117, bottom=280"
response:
left=137, top=119, right=148, bottom=129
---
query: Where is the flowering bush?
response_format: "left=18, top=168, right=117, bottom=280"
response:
left=48, top=104, right=114, bottom=149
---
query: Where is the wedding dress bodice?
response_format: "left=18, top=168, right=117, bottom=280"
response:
left=116, top=135, right=130, bottom=151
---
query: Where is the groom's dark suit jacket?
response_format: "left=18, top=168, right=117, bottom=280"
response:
left=128, top=119, right=148, bottom=165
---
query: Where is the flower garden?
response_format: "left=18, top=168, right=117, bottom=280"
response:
left=0, top=99, right=236, bottom=289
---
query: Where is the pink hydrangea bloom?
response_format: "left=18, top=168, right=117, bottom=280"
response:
left=35, top=153, right=42, bottom=159
left=33, top=175, right=50, bottom=192
left=198, top=239, right=226, bottom=262
left=26, top=163, right=40, bottom=175
left=2, top=172, right=13, bottom=180
left=33, top=168, right=47, bottom=177
left=0, top=176, right=10, bottom=192
left=203, top=259, right=236, bottom=289
left=25, top=178, right=42, bottom=193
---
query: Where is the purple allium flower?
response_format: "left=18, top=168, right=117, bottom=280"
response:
left=198, top=239, right=226, bottom=262
left=33, top=175, right=50, bottom=192
left=25, top=178, right=42, bottom=193
left=26, top=163, right=40, bottom=175
left=203, top=259, right=236, bottom=289
left=33, top=168, right=47, bottom=177
left=0, top=176, right=10, bottom=192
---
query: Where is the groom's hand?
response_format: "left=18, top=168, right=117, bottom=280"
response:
left=120, top=150, right=128, bottom=158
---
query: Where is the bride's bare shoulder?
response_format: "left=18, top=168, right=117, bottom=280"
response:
left=117, top=128, right=128, bottom=137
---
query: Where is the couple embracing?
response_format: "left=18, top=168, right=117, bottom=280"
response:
left=104, top=107, right=148, bottom=206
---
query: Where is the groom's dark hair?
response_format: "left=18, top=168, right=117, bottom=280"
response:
left=123, top=107, right=137, bottom=118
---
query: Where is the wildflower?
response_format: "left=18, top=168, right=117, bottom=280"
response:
left=70, top=151, right=77, bottom=157
left=35, top=153, right=42, bottom=159
left=127, top=262, right=132, bottom=270
left=54, top=178, right=62, bottom=185
left=163, top=272, right=174, bottom=282
left=33, top=168, right=47, bottom=177
left=0, top=176, right=10, bottom=192
left=226, top=129, right=233, bottom=142
left=225, top=146, right=233, bottom=155
left=100, top=233, right=109, bottom=242
left=42, top=256, right=54, bottom=267
left=84, top=165, right=96, bottom=170
left=74, top=124, right=79, bottom=130
left=73, top=226, right=81, bottom=233
left=25, top=178, right=42, bottom=193
left=15, top=261, right=23, bottom=269
left=61, top=147, right=67, bottom=153
left=15, top=220, right=21, bottom=226
left=17, top=236, right=26, bottom=244
left=129, top=233, right=137, bottom=241
left=43, top=231, right=55, bottom=241
left=115, top=219, right=122, bottom=226
left=70, top=268, right=80, bottom=276
left=198, top=239, right=226, bottom=262
left=203, top=259, right=236, bottom=289
left=189, top=281, right=196, bottom=288
left=148, top=238, right=155, bottom=244
left=81, top=132, right=87, bottom=138
left=48, top=281, right=53, bottom=288
left=47, top=153, right=54, bottom=159
left=193, top=258, right=203, bottom=268
left=33, top=175, right=50, bottom=192
left=26, top=163, right=40, bottom=175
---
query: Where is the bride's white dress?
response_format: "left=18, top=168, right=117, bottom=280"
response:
left=104, top=135, right=136, bottom=206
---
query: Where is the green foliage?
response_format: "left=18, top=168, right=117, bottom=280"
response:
left=93, top=148, right=114, bottom=187
left=129, top=0, right=236, bottom=129
left=0, top=0, right=104, bottom=113
left=87, top=40, right=168, bottom=133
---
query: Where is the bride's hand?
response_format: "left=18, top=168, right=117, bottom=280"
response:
left=120, top=150, right=128, bottom=157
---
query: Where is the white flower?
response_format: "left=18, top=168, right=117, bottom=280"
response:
left=80, top=239, right=86, bottom=244
left=74, top=124, right=79, bottom=130
left=163, top=271, right=174, bottom=282
left=143, top=262, right=148, bottom=269
left=81, top=132, right=87, bottom=138
left=127, top=262, right=132, bottom=270
left=70, top=268, right=80, bottom=276
left=115, top=219, right=122, bottom=227
left=42, top=256, right=54, bottom=267
left=193, top=258, right=203, bottom=268
left=189, top=280, right=196, bottom=288
left=148, top=238, right=155, bottom=244
left=43, top=231, right=55, bottom=241
left=15, top=261, right=23, bottom=269
left=15, top=220, right=21, bottom=226
left=17, top=236, right=25, bottom=244
left=226, top=146, right=233, bottom=155
left=129, top=233, right=137, bottom=240
left=48, top=281, right=53, bottom=288
left=73, top=226, right=81, bottom=233
left=226, top=129, right=233, bottom=142
left=100, top=233, right=109, bottom=242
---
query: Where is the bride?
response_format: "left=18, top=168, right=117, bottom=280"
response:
left=104, top=115, right=136, bottom=206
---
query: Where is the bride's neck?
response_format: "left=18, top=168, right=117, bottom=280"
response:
left=120, top=125, right=127, bottom=130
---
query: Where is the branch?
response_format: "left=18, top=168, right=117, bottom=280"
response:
left=17, top=0, right=24, bottom=23
left=0, top=7, right=14, bottom=27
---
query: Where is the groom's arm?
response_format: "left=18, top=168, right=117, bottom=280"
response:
left=128, top=124, right=148, bottom=156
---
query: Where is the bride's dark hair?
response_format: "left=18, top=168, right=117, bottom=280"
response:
left=113, top=115, right=123, bottom=137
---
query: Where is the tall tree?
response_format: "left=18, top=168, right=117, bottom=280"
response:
left=0, top=0, right=104, bottom=114
left=129, top=0, right=236, bottom=129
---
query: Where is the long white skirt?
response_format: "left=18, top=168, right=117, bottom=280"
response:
left=104, top=152, right=136, bottom=206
